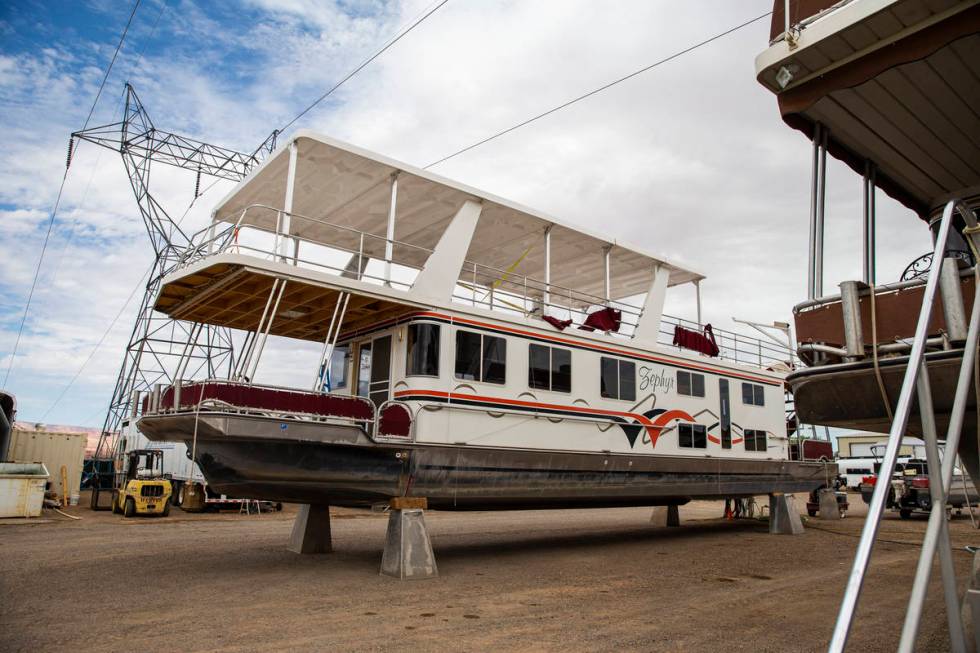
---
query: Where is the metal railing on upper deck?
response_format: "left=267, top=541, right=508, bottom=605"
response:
left=658, top=314, right=796, bottom=370
left=175, top=204, right=787, bottom=370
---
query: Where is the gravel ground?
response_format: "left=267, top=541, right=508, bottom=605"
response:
left=0, top=493, right=976, bottom=652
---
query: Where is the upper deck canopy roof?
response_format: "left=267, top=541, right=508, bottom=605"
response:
left=756, top=0, right=980, bottom=218
left=211, top=131, right=702, bottom=301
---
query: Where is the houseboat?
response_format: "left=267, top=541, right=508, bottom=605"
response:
left=135, top=132, right=828, bottom=513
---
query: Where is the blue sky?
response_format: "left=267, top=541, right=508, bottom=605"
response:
left=0, top=0, right=930, bottom=429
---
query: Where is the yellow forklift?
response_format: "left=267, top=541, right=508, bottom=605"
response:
left=111, top=449, right=173, bottom=517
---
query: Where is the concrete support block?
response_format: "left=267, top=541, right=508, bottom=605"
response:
left=287, top=504, right=332, bottom=554
left=818, top=489, right=841, bottom=520
left=769, top=493, right=805, bottom=535
left=381, top=507, right=437, bottom=580
left=651, top=505, right=680, bottom=527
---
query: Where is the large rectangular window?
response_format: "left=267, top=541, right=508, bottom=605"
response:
left=455, top=330, right=506, bottom=384
left=744, top=429, right=767, bottom=452
left=678, top=423, right=707, bottom=449
left=742, top=383, right=765, bottom=406
left=528, top=344, right=571, bottom=392
left=677, top=370, right=705, bottom=397
left=600, top=357, right=636, bottom=401
left=406, top=323, right=440, bottom=376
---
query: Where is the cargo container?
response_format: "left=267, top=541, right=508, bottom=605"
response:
left=9, top=425, right=87, bottom=503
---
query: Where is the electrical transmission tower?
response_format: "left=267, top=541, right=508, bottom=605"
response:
left=71, top=84, right=278, bottom=462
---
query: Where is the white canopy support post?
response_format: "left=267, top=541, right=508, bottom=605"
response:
left=603, top=245, right=612, bottom=304
left=632, top=264, right=670, bottom=344
left=543, top=225, right=553, bottom=311
left=695, top=280, right=703, bottom=328
left=385, top=172, right=399, bottom=286
left=815, top=125, right=828, bottom=297
left=808, top=124, right=821, bottom=299
left=863, top=162, right=877, bottom=285
left=281, top=141, right=299, bottom=262
left=412, top=199, right=483, bottom=302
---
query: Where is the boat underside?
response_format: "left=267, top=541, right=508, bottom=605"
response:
left=788, top=347, right=980, bottom=491
left=137, top=412, right=830, bottom=510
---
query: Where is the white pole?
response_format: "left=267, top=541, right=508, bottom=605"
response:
left=603, top=246, right=611, bottom=303
left=385, top=172, right=399, bottom=285
left=695, top=280, right=702, bottom=328
left=281, top=141, right=298, bottom=261
left=543, top=225, right=553, bottom=310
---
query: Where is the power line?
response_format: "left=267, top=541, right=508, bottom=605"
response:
left=425, top=10, right=772, bottom=169
left=278, top=0, right=450, bottom=133
left=39, top=266, right=149, bottom=421
left=83, top=0, right=142, bottom=131
left=38, top=176, right=227, bottom=419
left=2, top=0, right=143, bottom=389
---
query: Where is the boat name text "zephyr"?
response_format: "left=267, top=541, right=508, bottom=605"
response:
left=638, top=366, right=675, bottom=394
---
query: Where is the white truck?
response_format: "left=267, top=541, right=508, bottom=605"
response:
left=117, top=419, right=272, bottom=512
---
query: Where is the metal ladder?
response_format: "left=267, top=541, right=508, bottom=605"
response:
left=830, top=199, right=980, bottom=651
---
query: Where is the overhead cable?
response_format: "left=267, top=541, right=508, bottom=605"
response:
left=425, top=10, right=772, bottom=169
left=278, top=0, right=450, bottom=133
left=2, top=0, right=143, bottom=389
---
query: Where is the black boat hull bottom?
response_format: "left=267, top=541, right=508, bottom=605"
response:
left=138, top=413, right=830, bottom=510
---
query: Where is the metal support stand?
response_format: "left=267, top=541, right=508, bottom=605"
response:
left=380, top=498, right=437, bottom=580
left=287, top=504, right=332, bottom=554
left=769, top=493, right=804, bottom=535
left=829, top=199, right=979, bottom=652
left=651, top=505, right=680, bottom=527
left=818, top=489, right=840, bottom=520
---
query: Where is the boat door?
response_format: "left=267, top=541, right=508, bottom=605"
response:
left=356, top=335, right=392, bottom=409
left=719, top=379, right=732, bottom=449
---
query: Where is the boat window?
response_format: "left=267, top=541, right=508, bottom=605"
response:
left=406, top=323, right=440, bottom=377
left=483, top=335, right=507, bottom=384
left=678, top=423, right=707, bottom=449
left=528, top=344, right=571, bottom=392
left=455, top=330, right=506, bottom=384
left=744, top=429, right=767, bottom=452
left=356, top=342, right=372, bottom=397
left=677, top=370, right=705, bottom=397
left=600, top=357, right=635, bottom=401
left=328, top=344, right=350, bottom=389
left=742, top=383, right=765, bottom=406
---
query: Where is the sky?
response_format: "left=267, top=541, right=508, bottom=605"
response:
left=0, top=0, right=933, bottom=428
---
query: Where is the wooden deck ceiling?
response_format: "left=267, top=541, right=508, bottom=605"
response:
left=154, top=262, right=416, bottom=343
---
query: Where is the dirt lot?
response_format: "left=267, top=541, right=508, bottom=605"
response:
left=0, top=494, right=976, bottom=652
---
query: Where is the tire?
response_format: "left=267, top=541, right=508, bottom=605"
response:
left=171, top=481, right=183, bottom=506
left=899, top=508, right=912, bottom=519
left=162, top=502, right=171, bottom=517
left=124, top=497, right=136, bottom=518
left=112, top=490, right=122, bottom=514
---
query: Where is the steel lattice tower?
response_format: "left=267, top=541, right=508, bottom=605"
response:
left=71, top=84, right=278, bottom=461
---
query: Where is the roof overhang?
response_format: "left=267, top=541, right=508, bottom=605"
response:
left=756, top=0, right=980, bottom=218
left=210, top=131, right=704, bottom=302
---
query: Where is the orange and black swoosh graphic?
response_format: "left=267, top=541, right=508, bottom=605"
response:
left=394, top=389, right=700, bottom=449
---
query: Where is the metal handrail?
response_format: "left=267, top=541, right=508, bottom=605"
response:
left=830, top=199, right=977, bottom=651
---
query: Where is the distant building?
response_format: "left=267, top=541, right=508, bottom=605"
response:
left=836, top=431, right=919, bottom=459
